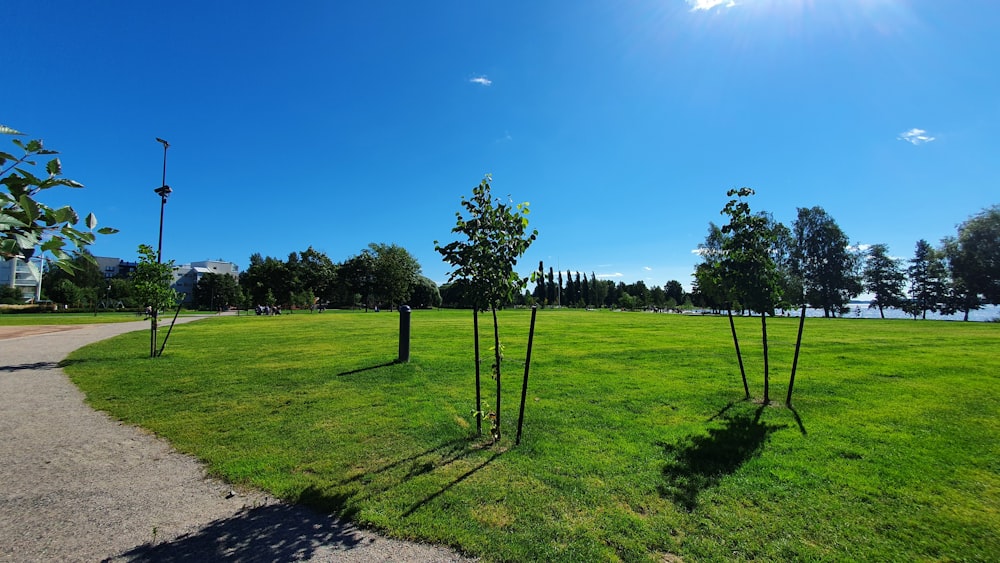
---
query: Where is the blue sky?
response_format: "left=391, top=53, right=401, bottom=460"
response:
left=7, top=0, right=998, bottom=290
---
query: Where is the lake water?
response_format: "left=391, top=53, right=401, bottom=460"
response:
left=774, top=302, right=1000, bottom=322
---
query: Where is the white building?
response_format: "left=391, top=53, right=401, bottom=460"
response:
left=0, top=257, right=43, bottom=302
left=171, top=260, right=240, bottom=304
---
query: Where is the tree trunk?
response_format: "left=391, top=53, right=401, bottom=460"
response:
left=878, top=305, right=885, bottom=319
left=728, top=308, right=750, bottom=399
left=491, top=306, right=502, bottom=441
left=473, top=308, right=482, bottom=436
left=150, top=314, right=157, bottom=358
left=761, top=313, right=770, bottom=404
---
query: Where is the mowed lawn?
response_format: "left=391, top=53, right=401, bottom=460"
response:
left=64, top=309, right=999, bottom=561
left=0, top=311, right=143, bottom=325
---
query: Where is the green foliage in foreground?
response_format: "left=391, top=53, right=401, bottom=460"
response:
left=65, top=309, right=999, bottom=561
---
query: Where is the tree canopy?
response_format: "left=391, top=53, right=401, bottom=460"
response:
left=1, top=125, right=116, bottom=272
left=791, top=206, right=862, bottom=317
left=863, top=243, right=906, bottom=318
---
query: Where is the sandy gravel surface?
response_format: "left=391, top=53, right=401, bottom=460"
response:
left=0, top=316, right=473, bottom=562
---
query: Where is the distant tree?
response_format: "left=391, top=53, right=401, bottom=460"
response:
left=564, top=269, right=576, bottom=306
left=604, top=280, right=618, bottom=308
left=435, top=175, right=537, bottom=442
left=649, top=285, right=666, bottom=308
left=339, top=250, right=377, bottom=310
left=693, top=222, right=729, bottom=312
left=240, top=253, right=290, bottom=307
left=410, top=275, right=442, bottom=308
left=664, top=280, right=684, bottom=304
left=439, top=281, right=472, bottom=308
left=591, top=273, right=604, bottom=307
left=130, top=244, right=179, bottom=357
left=368, top=242, right=421, bottom=311
left=291, top=246, right=337, bottom=303
left=618, top=291, right=635, bottom=311
left=1, top=125, right=117, bottom=273
left=0, top=285, right=23, bottom=304
left=943, top=205, right=1000, bottom=319
left=193, top=272, right=242, bottom=310
left=557, top=270, right=564, bottom=307
left=46, top=278, right=83, bottom=306
left=907, top=239, right=948, bottom=320
left=290, top=289, right=316, bottom=311
left=108, top=277, right=133, bottom=308
left=863, top=244, right=907, bottom=318
left=580, top=272, right=589, bottom=307
left=546, top=267, right=556, bottom=306
left=41, top=250, right=105, bottom=299
left=791, top=206, right=862, bottom=317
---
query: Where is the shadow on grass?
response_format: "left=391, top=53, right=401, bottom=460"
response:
left=113, top=502, right=367, bottom=562
left=789, top=405, right=808, bottom=435
left=292, top=437, right=496, bottom=522
left=336, top=361, right=399, bottom=377
left=403, top=451, right=503, bottom=517
left=658, top=404, right=786, bottom=511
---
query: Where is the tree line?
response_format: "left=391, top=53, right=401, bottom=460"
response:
left=238, top=243, right=440, bottom=311
left=440, top=265, right=691, bottom=311
left=693, top=197, right=1000, bottom=321
left=37, top=242, right=442, bottom=312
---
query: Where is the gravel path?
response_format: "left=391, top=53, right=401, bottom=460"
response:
left=0, top=316, right=473, bottom=562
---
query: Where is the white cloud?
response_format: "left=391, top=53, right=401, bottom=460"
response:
left=597, top=272, right=624, bottom=279
left=643, top=266, right=653, bottom=271
left=898, top=128, right=935, bottom=145
left=470, top=76, right=492, bottom=86
left=849, top=244, right=872, bottom=253
left=687, top=0, right=737, bottom=11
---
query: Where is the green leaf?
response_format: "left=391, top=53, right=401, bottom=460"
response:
left=46, top=158, right=62, bottom=176
left=40, top=238, right=65, bottom=252
left=18, top=195, right=41, bottom=222
left=14, top=167, right=42, bottom=187
left=86, top=212, right=98, bottom=230
left=97, top=227, right=119, bottom=235
left=49, top=178, right=85, bottom=189
left=0, top=214, right=27, bottom=229
left=0, top=239, right=19, bottom=257
left=0, top=125, right=25, bottom=136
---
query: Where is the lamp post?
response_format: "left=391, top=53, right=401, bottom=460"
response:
left=151, top=138, right=171, bottom=357
left=154, top=138, right=171, bottom=264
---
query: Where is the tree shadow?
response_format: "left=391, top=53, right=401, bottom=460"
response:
left=111, top=502, right=366, bottom=562
left=658, top=405, right=786, bottom=511
left=293, top=438, right=490, bottom=520
left=336, top=361, right=398, bottom=376
left=788, top=405, right=808, bottom=435
left=402, top=451, right=503, bottom=517
left=0, top=361, right=58, bottom=372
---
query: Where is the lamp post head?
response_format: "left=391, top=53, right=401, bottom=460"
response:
left=156, top=137, right=170, bottom=148
left=154, top=185, right=172, bottom=199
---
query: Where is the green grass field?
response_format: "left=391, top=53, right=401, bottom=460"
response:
left=0, top=311, right=143, bottom=325
left=63, top=309, right=999, bottom=561
left=0, top=310, right=215, bottom=325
